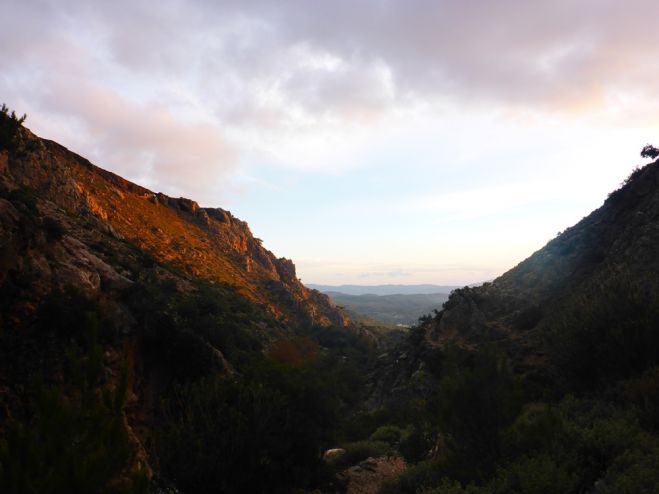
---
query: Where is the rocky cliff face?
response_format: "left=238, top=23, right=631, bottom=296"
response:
left=0, top=126, right=347, bottom=328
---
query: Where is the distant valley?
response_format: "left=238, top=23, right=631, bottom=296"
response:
left=315, top=289, right=453, bottom=326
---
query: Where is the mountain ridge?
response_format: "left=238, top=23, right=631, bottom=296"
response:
left=0, top=126, right=347, bottom=328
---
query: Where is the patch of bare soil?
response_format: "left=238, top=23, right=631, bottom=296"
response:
left=337, top=456, right=407, bottom=494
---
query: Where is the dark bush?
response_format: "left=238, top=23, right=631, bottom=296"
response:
left=0, top=103, right=26, bottom=152
left=8, top=186, right=38, bottom=213
left=623, top=367, right=659, bottom=431
left=158, top=361, right=340, bottom=494
left=501, top=403, right=567, bottom=458
left=42, top=216, right=65, bottom=241
left=37, top=288, right=106, bottom=346
left=370, top=424, right=406, bottom=446
left=640, top=144, right=659, bottom=160
left=399, top=425, right=434, bottom=463
left=435, top=345, right=522, bottom=479
left=545, top=272, right=659, bottom=391
left=0, top=351, right=144, bottom=493
left=489, top=454, right=576, bottom=494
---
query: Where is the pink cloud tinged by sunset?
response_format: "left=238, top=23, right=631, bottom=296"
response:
left=4, top=0, right=659, bottom=200
left=39, top=82, right=235, bottom=203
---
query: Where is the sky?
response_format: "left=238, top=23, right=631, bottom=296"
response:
left=3, top=0, right=659, bottom=285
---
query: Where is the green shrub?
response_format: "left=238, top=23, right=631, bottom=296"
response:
left=126, top=277, right=265, bottom=381
left=398, top=425, right=434, bottom=463
left=596, top=446, right=659, bottom=494
left=369, top=424, right=406, bottom=446
left=501, top=403, right=567, bottom=458
left=489, top=455, right=576, bottom=494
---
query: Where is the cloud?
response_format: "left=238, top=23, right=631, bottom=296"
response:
left=14, top=76, right=235, bottom=205
left=359, top=269, right=411, bottom=279
left=4, top=0, right=659, bottom=199
left=41, top=82, right=235, bottom=204
left=9, top=1, right=658, bottom=117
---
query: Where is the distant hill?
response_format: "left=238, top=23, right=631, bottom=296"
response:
left=308, top=283, right=462, bottom=296
left=326, top=292, right=450, bottom=326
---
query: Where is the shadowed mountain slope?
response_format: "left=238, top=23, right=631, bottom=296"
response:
left=366, top=159, right=659, bottom=494
left=413, top=159, right=659, bottom=382
left=369, top=158, right=659, bottom=408
left=373, top=162, right=659, bottom=403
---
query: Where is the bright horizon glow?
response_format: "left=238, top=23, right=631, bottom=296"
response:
left=4, top=1, right=659, bottom=284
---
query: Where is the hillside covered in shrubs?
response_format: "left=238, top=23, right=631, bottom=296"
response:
left=359, top=151, right=659, bottom=493
left=0, top=109, right=381, bottom=493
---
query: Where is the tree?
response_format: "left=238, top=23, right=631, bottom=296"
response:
left=0, top=103, right=27, bottom=151
left=640, top=144, right=659, bottom=160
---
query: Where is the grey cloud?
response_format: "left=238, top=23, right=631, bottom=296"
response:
left=8, top=1, right=659, bottom=114
left=60, top=1, right=659, bottom=114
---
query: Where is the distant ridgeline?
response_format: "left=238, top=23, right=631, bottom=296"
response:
left=309, top=284, right=462, bottom=327
left=308, top=283, right=463, bottom=295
